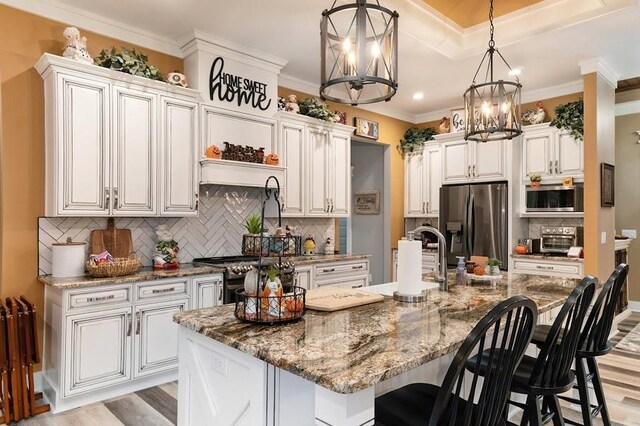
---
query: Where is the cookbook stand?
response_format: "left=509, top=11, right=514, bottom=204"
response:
left=234, top=176, right=306, bottom=324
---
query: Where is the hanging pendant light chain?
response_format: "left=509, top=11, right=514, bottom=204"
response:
left=488, top=0, right=495, bottom=48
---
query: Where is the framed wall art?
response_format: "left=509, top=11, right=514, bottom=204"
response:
left=354, top=117, right=379, bottom=140
left=354, top=191, right=380, bottom=215
left=601, top=162, right=615, bottom=207
left=450, top=108, right=465, bottom=132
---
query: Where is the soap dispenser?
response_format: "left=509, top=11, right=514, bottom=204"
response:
left=456, top=256, right=467, bottom=286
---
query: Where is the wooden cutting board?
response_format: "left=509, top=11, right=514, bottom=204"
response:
left=305, top=287, right=384, bottom=312
left=90, top=218, right=134, bottom=258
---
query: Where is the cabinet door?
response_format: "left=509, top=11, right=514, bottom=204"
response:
left=330, top=131, right=351, bottom=217
left=306, top=127, right=330, bottom=216
left=522, top=130, right=553, bottom=179
left=424, top=146, right=441, bottom=216
left=442, top=140, right=471, bottom=184
left=56, top=73, right=110, bottom=216
left=555, top=131, right=583, bottom=177
left=473, top=139, right=505, bottom=181
left=65, top=307, right=132, bottom=396
left=160, top=97, right=199, bottom=216
left=193, top=276, right=224, bottom=308
left=294, top=267, right=313, bottom=290
left=112, top=86, right=157, bottom=215
left=134, top=298, right=188, bottom=378
left=404, top=153, right=426, bottom=217
left=280, top=121, right=305, bottom=216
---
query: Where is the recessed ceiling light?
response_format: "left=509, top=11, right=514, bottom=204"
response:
left=412, top=92, right=424, bottom=100
left=508, top=68, right=522, bottom=76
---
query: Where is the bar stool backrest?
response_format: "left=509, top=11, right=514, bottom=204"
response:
left=580, top=263, right=629, bottom=354
left=531, top=276, right=596, bottom=391
left=430, top=296, right=537, bottom=426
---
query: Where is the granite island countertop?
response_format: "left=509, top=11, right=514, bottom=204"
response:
left=39, top=264, right=224, bottom=289
left=173, top=271, right=579, bottom=394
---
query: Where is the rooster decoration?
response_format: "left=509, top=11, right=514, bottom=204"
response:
left=521, top=101, right=546, bottom=125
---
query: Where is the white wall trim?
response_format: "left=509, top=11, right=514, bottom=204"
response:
left=629, top=301, right=640, bottom=312
left=580, top=58, right=620, bottom=89
left=615, top=100, right=640, bottom=116
left=0, top=0, right=182, bottom=57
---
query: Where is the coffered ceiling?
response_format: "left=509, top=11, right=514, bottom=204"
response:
left=421, top=0, right=544, bottom=28
left=7, top=0, right=640, bottom=123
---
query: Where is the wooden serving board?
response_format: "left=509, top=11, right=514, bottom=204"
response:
left=305, top=287, right=384, bottom=312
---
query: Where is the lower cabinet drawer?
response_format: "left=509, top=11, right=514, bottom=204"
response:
left=316, top=274, right=369, bottom=289
left=137, top=279, right=188, bottom=300
left=314, top=261, right=368, bottom=280
left=67, top=286, right=131, bottom=312
left=513, top=260, right=582, bottom=277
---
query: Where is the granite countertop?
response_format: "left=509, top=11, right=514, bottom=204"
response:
left=173, top=271, right=578, bottom=394
left=511, top=253, right=584, bottom=263
left=38, top=264, right=225, bottom=289
left=287, top=253, right=371, bottom=266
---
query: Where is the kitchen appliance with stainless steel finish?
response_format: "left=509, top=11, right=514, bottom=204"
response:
left=540, top=226, right=583, bottom=254
left=440, top=182, right=508, bottom=269
left=193, top=256, right=295, bottom=304
left=526, top=183, right=584, bottom=212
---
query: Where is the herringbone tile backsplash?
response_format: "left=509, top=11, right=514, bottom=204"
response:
left=527, top=217, right=584, bottom=238
left=38, top=185, right=334, bottom=275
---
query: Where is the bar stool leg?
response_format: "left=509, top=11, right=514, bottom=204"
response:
left=546, top=395, right=565, bottom=426
left=522, top=394, right=543, bottom=426
left=587, top=358, right=610, bottom=426
left=576, top=357, right=593, bottom=426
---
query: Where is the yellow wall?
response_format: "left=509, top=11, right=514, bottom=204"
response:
left=277, top=87, right=413, bottom=252
left=0, top=5, right=183, bottom=366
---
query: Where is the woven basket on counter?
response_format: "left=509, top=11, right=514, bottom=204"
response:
left=86, top=257, right=142, bottom=278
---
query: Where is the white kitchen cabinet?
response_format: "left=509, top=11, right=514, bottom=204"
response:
left=442, top=138, right=506, bottom=184
left=65, top=307, right=132, bottom=396
left=330, top=131, right=351, bottom=216
left=159, top=97, right=199, bottom=216
left=36, top=53, right=201, bottom=217
left=112, top=86, right=157, bottom=215
left=521, top=124, right=583, bottom=181
left=192, top=275, right=224, bottom=308
left=279, top=120, right=306, bottom=216
left=317, top=274, right=369, bottom=289
left=511, top=256, right=583, bottom=279
left=404, top=145, right=440, bottom=217
left=134, top=298, right=189, bottom=378
left=392, top=249, right=438, bottom=281
left=293, top=266, right=312, bottom=290
left=312, top=259, right=370, bottom=288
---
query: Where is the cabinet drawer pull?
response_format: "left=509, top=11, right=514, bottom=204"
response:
left=352, top=265, right=364, bottom=270
left=352, top=284, right=363, bottom=288
left=85, top=294, right=115, bottom=303
left=467, top=165, right=471, bottom=178
left=322, top=268, right=336, bottom=273
left=136, top=312, right=141, bottom=335
left=536, top=265, right=554, bottom=270
left=126, top=313, right=132, bottom=337
left=104, top=187, right=110, bottom=209
left=113, top=187, right=119, bottom=209
left=195, top=192, right=199, bottom=211
left=330, top=199, right=334, bottom=213
left=555, top=160, right=559, bottom=174
left=549, top=161, right=553, bottom=175
left=472, top=165, right=476, bottom=177
left=151, top=287, right=176, bottom=294
left=422, top=202, right=425, bottom=213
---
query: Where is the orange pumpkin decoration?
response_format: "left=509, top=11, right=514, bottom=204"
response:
left=474, top=266, right=486, bottom=276
left=265, top=153, right=279, bottom=165
left=205, top=144, right=221, bottom=159
left=286, top=298, right=304, bottom=313
left=515, top=244, right=528, bottom=255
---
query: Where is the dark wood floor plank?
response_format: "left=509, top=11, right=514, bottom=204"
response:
left=135, top=386, right=178, bottom=425
left=104, top=394, right=173, bottom=426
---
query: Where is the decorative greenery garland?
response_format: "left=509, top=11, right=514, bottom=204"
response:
left=299, top=97, right=337, bottom=122
left=398, top=127, right=437, bottom=156
left=95, top=47, right=166, bottom=82
left=550, top=100, right=583, bottom=141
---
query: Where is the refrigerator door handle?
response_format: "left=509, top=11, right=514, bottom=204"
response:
left=467, top=194, right=474, bottom=258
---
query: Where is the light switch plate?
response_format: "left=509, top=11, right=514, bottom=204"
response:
left=622, top=229, right=637, bottom=239
left=601, top=232, right=607, bottom=245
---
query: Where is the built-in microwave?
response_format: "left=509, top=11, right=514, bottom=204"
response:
left=525, top=184, right=584, bottom=212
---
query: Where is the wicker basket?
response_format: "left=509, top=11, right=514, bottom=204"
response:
left=86, top=257, right=142, bottom=278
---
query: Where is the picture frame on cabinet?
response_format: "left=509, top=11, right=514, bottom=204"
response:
left=450, top=108, right=465, bottom=132
left=354, top=191, right=380, bottom=214
left=601, top=162, right=615, bottom=207
left=354, top=117, right=379, bottom=140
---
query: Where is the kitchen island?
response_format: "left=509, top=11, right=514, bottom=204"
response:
left=173, top=272, right=578, bottom=425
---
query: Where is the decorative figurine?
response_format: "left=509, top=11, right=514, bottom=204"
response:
left=205, top=144, right=222, bottom=159
left=303, top=236, right=316, bottom=256
left=153, top=224, right=179, bottom=269
left=167, top=71, right=188, bottom=87
left=62, top=27, right=93, bottom=64
left=324, top=236, right=334, bottom=255
left=522, top=101, right=546, bottom=124
left=438, top=117, right=451, bottom=134
left=265, top=153, right=279, bottom=165
left=277, top=96, right=286, bottom=111
left=285, top=94, right=300, bottom=113
left=335, top=110, right=347, bottom=125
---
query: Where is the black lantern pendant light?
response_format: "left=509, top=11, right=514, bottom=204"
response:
left=320, top=0, right=399, bottom=105
left=464, top=0, right=522, bottom=142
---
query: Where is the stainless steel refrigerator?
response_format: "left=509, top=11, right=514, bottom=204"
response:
left=439, top=182, right=508, bottom=269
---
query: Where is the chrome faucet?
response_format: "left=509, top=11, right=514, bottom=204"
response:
left=408, top=226, right=448, bottom=292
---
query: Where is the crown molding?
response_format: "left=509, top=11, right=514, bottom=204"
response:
left=415, top=107, right=461, bottom=124
left=580, top=58, right=620, bottom=89
left=0, top=0, right=182, bottom=57
left=615, top=100, right=640, bottom=116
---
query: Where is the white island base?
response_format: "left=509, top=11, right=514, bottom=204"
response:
left=177, top=326, right=452, bottom=426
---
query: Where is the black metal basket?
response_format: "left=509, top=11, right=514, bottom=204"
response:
left=241, top=234, right=302, bottom=257
left=234, top=285, right=306, bottom=324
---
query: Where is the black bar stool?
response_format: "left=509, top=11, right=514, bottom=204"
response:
left=530, top=263, right=629, bottom=426
left=375, top=295, right=537, bottom=425
left=466, top=276, right=597, bottom=426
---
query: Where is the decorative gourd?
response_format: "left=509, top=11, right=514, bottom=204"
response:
left=515, top=244, right=528, bottom=255
left=473, top=266, right=486, bottom=276
left=265, top=153, right=279, bottom=165
left=205, top=144, right=222, bottom=159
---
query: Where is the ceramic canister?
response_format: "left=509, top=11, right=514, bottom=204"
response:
left=52, top=239, right=86, bottom=277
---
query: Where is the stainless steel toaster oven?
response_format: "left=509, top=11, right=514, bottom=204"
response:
left=540, top=226, right=583, bottom=254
